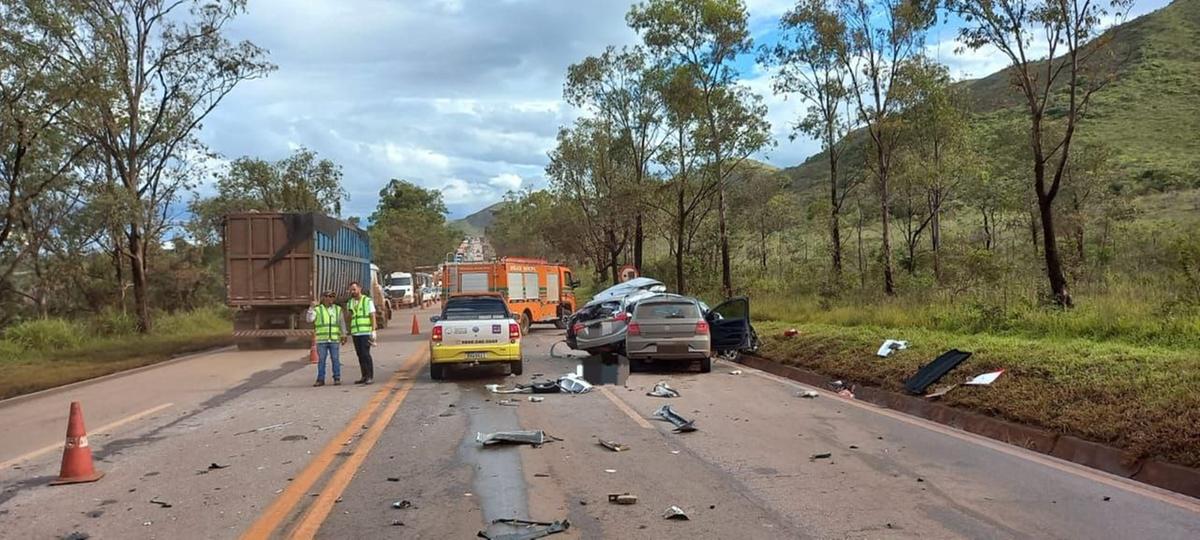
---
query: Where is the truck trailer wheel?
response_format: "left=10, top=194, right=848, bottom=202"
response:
left=430, top=363, right=445, bottom=380
left=519, top=311, right=532, bottom=335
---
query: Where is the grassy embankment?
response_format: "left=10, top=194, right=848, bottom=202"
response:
left=751, top=292, right=1200, bottom=468
left=0, top=307, right=232, bottom=400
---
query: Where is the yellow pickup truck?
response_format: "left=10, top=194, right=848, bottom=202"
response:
left=429, top=293, right=522, bottom=380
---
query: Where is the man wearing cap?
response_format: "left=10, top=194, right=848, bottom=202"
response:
left=306, top=291, right=348, bottom=387
left=346, top=281, right=377, bottom=384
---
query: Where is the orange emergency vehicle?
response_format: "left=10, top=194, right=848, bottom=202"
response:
left=440, top=257, right=578, bottom=333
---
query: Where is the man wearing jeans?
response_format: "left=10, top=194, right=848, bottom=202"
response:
left=346, top=281, right=377, bottom=384
left=306, top=291, right=347, bottom=387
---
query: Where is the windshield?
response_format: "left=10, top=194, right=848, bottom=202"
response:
left=389, top=277, right=412, bottom=287
left=441, top=298, right=509, bottom=320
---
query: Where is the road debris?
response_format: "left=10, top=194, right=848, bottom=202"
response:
left=498, top=399, right=520, bottom=407
left=904, top=349, right=972, bottom=394
left=729, top=370, right=743, bottom=375
left=529, top=381, right=561, bottom=394
left=653, top=405, right=698, bottom=432
left=387, top=477, right=400, bottom=482
left=149, top=498, right=172, bottom=508
left=598, top=439, right=630, bottom=452
left=391, top=519, right=405, bottom=526
left=281, top=435, right=308, bottom=441
left=810, top=452, right=832, bottom=460
left=964, top=370, right=1005, bottom=386
left=783, top=328, right=799, bottom=338
left=877, top=339, right=909, bottom=357
left=485, top=384, right=530, bottom=394
left=61, top=532, right=90, bottom=540
left=528, top=396, right=544, bottom=403
left=208, top=463, right=229, bottom=470
left=924, top=384, right=958, bottom=400
left=797, top=390, right=820, bottom=398
left=235, top=421, right=293, bottom=435
left=480, top=518, right=571, bottom=540
left=557, top=373, right=593, bottom=394
left=476, top=430, right=561, bottom=447
left=662, top=506, right=690, bottom=520
left=646, top=381, right=681, bottom=398
left=604, top=469, right=616, bottom=473
left=391, top=500, right=413, bottom=509
left=608, top=493, right=638, bottom=505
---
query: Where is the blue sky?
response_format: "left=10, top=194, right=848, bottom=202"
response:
left=198, top=0, right=1171, bottom=220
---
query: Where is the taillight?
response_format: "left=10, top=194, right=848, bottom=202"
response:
left=571, top=322, right=584, bottom=334
left=627, top=323, right=640, bottom=336
left=509, top=323, right=520, bottom=340
left=432, top=325, right=443, bottom=342
left=695, top=321, right=709, bottom=334
left=614, top=312, right=629, bottom=322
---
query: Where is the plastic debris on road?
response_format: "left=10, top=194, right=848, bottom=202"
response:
left=964, top=370, right=1005, bottom=386
left=481, top=518, right=571, bottom=540
left=498, top=399, right=520, bottom=407
left=149, top=498, right=172, bottom=508
left=476, top=430, right=560, bottom=447
left=485, top=384, right=530, bottom=394
left=556, top=373, right=592, bottom=394
left=646, top=381, right=680, bottom=398
left=608, top=493, right=638, bottom=505
left=729, top=370, right=743, bottom=375
left=904, top=349, right=972, bottom=394
left=653, top=405, right=698, bottom=433
left=877, top=339, right=909, bottom=357
left=528, top=396, right=544, bottom=403
left=810, top=452, right=832, bottom=460
left=598, top=439, right=629, bottom=452
left=391, top=500, right=413, bottom=509
left=663, top=506, right=690, bottom=520
left=797, top=390, right=820, bottom=398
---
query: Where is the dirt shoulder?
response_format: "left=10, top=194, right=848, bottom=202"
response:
left=753, top=321, right=1200, bottom=469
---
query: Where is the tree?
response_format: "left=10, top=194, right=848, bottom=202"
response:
left=59, top=0, right=273, bottom=331
left=565, top=46, right=669, bottom=272
left=189, top=148, right=347, bottom=244
left=946, top=0, right=1134, bottom=307
left=368, top=179, right=459, bottom=273
left=835, top=0, right=936, bottom=295
left=628, top=0, right=771, bottom=298
left=767, top=0, right=858, bottom=282
left=489, top=190, right=590, bottom=263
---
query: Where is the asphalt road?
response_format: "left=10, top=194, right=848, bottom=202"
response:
left=1, top=311, right=1198, bottom=539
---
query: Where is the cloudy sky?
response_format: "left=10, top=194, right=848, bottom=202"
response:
left=199, top=0, right=1171, bottom=220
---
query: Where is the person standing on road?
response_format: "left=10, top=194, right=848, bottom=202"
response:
left=346, top=281, right=377, bottom=385
left=306, top=291, right=348, bottom=387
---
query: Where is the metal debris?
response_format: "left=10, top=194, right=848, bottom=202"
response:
left=653, top=405, right=698, bottom=433
left=476, top=431, right=561, bottom=447
left=598, top=440, right=630, bottom=452
left=61, top=532, right=90, bottom=540
left=485, top=384, right=530, bottom=394
left=281, top=434, right=308, bottom=441
left=557, top=373, right=592, bottom=394
left=479, top=518, right=571, bottom=540
left=150, top=498, right=172, bottom=508
left=797, top=390, right=819, bottom=398
left=647, top=381, right=680, bottom=398
left=810, top=452, right=832, bottom=460
left=729, top=370, right=743, bottom=375
left=877, top=339, right=909, bottom=357
left=392, top=500, right=412, bottom=509
left=208, top=463, right=229, bottom=470
left=608, top=493, right=638, bottom=505
left=528, top=396, right=544, bottom=403
left=498, top=399, right=520, bottom=407
left=662, top=506, right=690, bottom=520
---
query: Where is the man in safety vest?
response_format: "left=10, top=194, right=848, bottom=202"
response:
left=346, top=281, right=377, bottom=384
left=306, top=291, right=348, bottom=387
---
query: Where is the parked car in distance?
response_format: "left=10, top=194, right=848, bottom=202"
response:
left=429, top=293, right=522, bottom=380
left=572, top=290, right=655, bottom=353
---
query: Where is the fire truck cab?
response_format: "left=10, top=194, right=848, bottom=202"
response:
left=441, top=257, right=577, bottom=333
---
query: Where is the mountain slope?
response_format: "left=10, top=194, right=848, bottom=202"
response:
left=785, top=0, right=1200, bottom=194
left=451, top=201, right=507, bottom=235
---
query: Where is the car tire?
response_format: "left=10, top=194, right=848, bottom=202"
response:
left=430, top=363, right=445, bottom=380
left=699, top=356, right=712, bottom=373
left=718, top=349, right=740, bottom=362
left=509, top=360, right=523, bottom=376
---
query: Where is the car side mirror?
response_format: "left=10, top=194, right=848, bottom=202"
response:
left=429, top=315, right=440, bottom=323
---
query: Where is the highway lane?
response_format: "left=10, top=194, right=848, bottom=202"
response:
left=1, top=317, right=1198, bottom=539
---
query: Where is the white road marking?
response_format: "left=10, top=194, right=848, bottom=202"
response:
left=0, top=402, right=175, bottom=471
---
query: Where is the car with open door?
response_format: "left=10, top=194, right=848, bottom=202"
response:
left=624, top=294, right=714, bottom=372
left=706, top=296, right=758, bottom=361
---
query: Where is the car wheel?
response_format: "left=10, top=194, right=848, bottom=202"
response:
left=430, top=363, right=445, bottom=380
left=700, top=356, right=712, bottom=373
left=508, top=360, right=523, bottom=376
left=718, top=349, right=740, bottom=362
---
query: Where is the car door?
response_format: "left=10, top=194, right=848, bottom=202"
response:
left=707, top=297, right=751, bottom=353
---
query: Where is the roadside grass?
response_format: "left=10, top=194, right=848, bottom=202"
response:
left=0, top=307, right=232, bottom=400
left=753, top=320, right=1200, bottom=468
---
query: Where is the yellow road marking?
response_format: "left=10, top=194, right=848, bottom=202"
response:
left=598, top=386, right=653, bottom=429
left=0, top=402, right=174, bottom=471
left=736, top=363, right=1200, bottom=514
left=290, top=348, right=429, bottom=539
left=240, top=349, right=426, bottom=540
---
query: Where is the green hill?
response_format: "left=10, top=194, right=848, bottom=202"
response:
left=451, top=200, right=507, bottom=236
left=785, top=0, right=1200, bottom=194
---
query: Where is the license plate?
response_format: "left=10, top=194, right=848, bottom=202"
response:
left=467, top=352, right=487, bottom=359
left=657, top=344, right=687, bottom=354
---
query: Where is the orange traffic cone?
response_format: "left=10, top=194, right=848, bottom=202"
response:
left=309, top=334, right=318, bottom=364
left=411, top=314, right=420, bottom=335
left=50, top=402, right=104, bottom=485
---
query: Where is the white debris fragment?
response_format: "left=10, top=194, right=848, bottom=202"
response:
left=877, top=339, right=908, bottom=357
left=964, top=370, right=1005, bottom=386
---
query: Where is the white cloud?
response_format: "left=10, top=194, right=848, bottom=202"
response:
left=488, top=173, right=523, bottom=191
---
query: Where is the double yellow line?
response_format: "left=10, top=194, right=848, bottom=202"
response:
left=241, top=348, right=428, bottom=540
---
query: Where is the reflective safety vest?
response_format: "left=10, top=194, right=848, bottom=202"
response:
left=347, top=296, right=374, bottom=336
left=314, top=304, right=343, bottom=343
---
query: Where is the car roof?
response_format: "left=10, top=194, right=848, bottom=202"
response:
left=636, top=293, right=699, bottom=304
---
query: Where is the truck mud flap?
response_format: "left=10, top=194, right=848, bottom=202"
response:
left=904, top=349, right=972, bottom=395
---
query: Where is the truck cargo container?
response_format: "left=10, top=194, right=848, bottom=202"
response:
left=440, top=257, right=578, bottom=333
left=224, top=213, right=371, bottom=349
